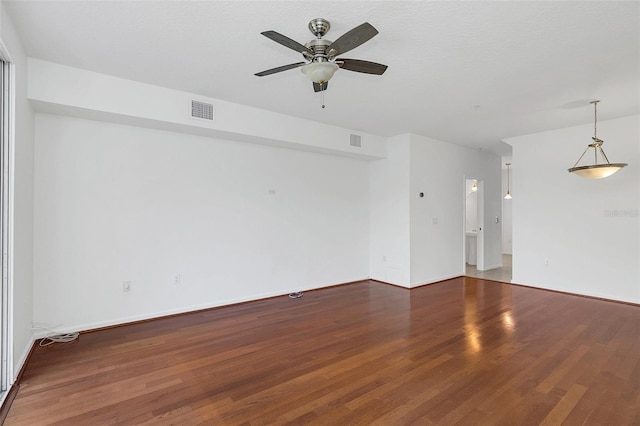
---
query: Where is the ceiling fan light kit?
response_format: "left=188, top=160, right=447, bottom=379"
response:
left=568, top=100, right=628, bottom=179
left=255, top=18, right=388, bottom=96
left=301, top=62, right=339, bottom=83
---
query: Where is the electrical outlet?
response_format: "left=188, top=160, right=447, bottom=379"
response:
left=123, top=281, right=131, bottom=292
left=174, top=274, right=181, bottom=285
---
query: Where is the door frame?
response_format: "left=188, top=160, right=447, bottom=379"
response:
left=0, top=43, right=14, bottom=399
left=463, top=177, right=485, bottom=273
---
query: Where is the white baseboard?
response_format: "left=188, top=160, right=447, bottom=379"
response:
left=410, top=273, right=462, bottom=288
left=478, top=263, right=502, bottom=271
left=12, top=333, right=37, bottom=384
left=46, top=279, right=370, bottom=335
left=510, top=279, right=640, bottom=305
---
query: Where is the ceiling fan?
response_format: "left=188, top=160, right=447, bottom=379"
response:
left=255, top=18, right=388, bottom=93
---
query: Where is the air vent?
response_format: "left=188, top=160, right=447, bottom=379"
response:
left=349, top=134, right=362, bottom=148
left=191, top=100, right=214, bottom=121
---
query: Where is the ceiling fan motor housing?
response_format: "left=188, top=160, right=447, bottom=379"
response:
left=305, top=38, right=333, bottom=61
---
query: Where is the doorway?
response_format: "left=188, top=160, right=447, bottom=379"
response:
left=501, top=160, right=513, bottom=282
left=463, top=178, right=483, bottom=274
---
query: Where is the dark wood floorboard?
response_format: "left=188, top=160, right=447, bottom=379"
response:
left=5, top=278, right=640, bottom=425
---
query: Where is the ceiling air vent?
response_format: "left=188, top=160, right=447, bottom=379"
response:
left=191, top=100, right=214, bottom=121
left=349, top=134, right=362, bottom=148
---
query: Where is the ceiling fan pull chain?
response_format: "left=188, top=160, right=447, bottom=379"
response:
left=321, top=86, right=325, bottom=109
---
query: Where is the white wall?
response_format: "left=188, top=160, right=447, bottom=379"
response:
left=505, top=115, right=639, bottom=303
left=0, top=3, right=35, bottom=381
left=370, top=134, right=502, bottom=287
left=409, top=134, right=502, bottom=285
left=33, top=114, right=371, bottom=332
left=27, top=59, right=386, bottom=160
left=369, top=135, right=411, bottom=286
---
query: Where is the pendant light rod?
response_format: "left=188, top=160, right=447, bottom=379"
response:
left=592, top=100, right=599, bottom=141
left=568, top=100, right=627, bottom=179
left=504, top=162, right=512, bottom=199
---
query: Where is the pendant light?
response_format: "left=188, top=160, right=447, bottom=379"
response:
left=568, top=100, right=627, bottom=179
left=504, top=163, right=512, bottom=199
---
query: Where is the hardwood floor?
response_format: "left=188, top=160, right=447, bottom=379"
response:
left=6, top=278, right=640, bottom=425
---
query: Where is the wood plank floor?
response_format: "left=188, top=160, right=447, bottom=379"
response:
left=6, top=278, right=640, bottom=425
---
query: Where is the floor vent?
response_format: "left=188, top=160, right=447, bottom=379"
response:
left=191, top=100, right=214, bottom=121
left=349, top=134, right=362, bottom=147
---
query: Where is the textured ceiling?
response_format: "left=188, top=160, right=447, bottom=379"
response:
left=3, top=1, right=639, bottom=156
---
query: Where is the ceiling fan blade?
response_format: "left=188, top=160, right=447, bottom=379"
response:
left=261, top=31, right=313, bottom=56
left=337, top=59, right=388, bottom=75
left=327, top=22, right=378, bottom=57
left=313, top=82, right=328, bottom=92
left=255, top=62, right=306, bottom=77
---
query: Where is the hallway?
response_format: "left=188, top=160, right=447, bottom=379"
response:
left=465, top=254, right=512, bottom=282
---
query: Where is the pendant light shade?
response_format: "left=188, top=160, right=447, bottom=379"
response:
left=569, top=164, right=627, bottom=179
left=301, top=61, right=339, bottom=83
left=568, top=101, right=627, bottom=179
left=504, top=163, right=512, bottom=199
